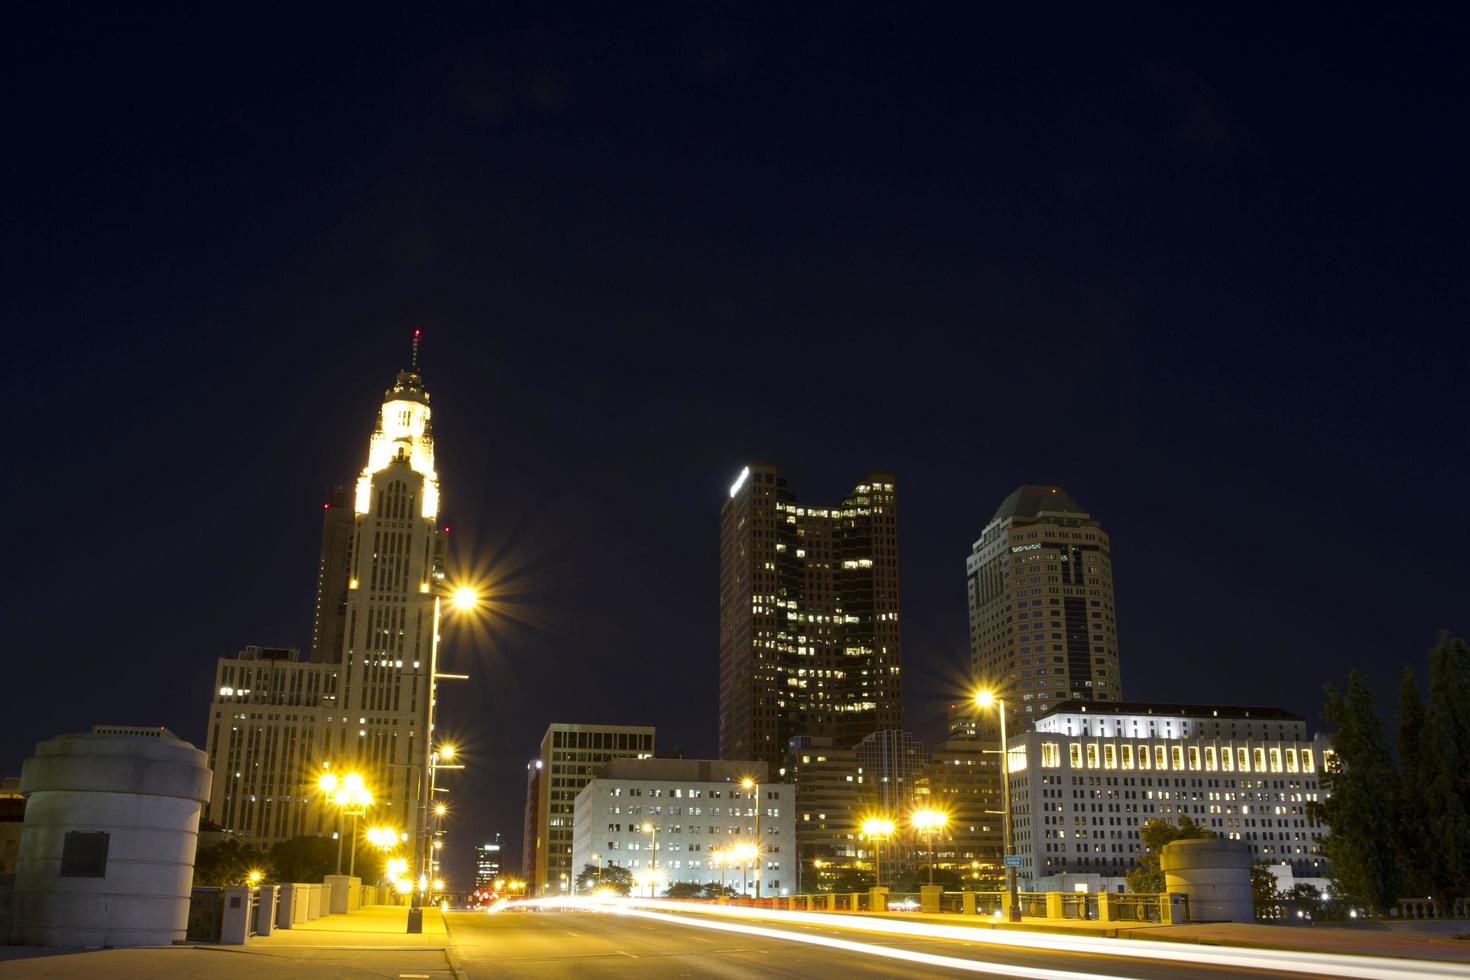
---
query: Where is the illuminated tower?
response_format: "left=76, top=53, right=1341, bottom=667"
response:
left=335, top=330, right=447, bottom=830
left=719, top=464, right=903, bottom=774
left=201, top=332, right=450, bottom=843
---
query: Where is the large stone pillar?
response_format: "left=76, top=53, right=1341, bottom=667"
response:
left=9, top=728, right=211, bottom=947
left=1160, top=838, right=1254, bottom=923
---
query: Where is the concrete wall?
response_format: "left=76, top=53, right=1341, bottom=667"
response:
left=9, top=730, right=211, bottom=946
left=1161, top=838, right=1254, bottom=923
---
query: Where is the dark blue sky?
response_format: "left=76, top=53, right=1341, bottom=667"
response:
left=5, top=4, right=1467, bottom=886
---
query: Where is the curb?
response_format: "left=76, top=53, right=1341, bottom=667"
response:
left=439, top=909, right=469, bottom=980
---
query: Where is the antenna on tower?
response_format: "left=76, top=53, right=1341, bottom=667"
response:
left=412, top=328, right=422, bottom=371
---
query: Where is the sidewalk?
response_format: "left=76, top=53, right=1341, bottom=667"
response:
left=0, top=905, right=457, bottom=979
left=252, top=903, right=450, bottom=948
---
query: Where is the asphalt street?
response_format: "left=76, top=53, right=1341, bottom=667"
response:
left=445, top=906, right=1326, bottom=979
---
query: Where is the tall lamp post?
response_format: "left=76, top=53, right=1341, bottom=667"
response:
left=712, top=849, right=727, bottom=896
left=861, top=817, right=895, bottom=890
left=322, top=772, right=372, bottom=877
left=910, top=809, right=949, bottom=886
left=741, top=776, right=761, bottom=898
left=976, top=689, right=1021, bottom=922
left=411, top=584, right=476, bottom=931
left=641, top=822, right=658, bottom=897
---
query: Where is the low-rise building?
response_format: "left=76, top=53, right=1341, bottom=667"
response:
left=572, top=758, right=795, bottom=896
left=1006, top=701, right=1330, bottom=887
left=526, top=723, right=655, bottom=895
left=780, top=736, right=866, bottom=880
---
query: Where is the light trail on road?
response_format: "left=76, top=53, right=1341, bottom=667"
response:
left=525, top=895, right=1470, bottom=980
left=614, top=904, right=1144, bottom=980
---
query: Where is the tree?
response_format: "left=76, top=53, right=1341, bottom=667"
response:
left=1250, top=861, right=1279, bottom=903
left=574, top=862, right=632, bottom=896
left=1393, top=665, right=1430, bottom=897
left=1419, top=635, right=1470, bottom=906
left=663, top=881, right=705, bottom=899
left=700, top=882, right=738, bottom=899
left=192, top=839, right=263, bottom=886
left=826, top=865, right=877, bottom=892
left=1313, top=671, right=1400, bottom=913
left=267, top=835, right=349, bottom=884
left=1126, top=814, right=1213, bottom=894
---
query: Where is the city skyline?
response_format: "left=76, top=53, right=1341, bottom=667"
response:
left=7, top=6, right=1468, bottom=897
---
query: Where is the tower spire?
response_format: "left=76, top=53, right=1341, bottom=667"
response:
left=411, top=328, right=422, bottom=372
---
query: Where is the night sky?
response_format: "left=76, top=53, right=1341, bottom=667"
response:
left=6, top=4, right=1468, bottom=888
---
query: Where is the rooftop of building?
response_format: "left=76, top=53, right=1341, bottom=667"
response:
left=594, top=757, right=772, bottom=783
left=1039, top=700, right=1305, bottom=722
left=991, top=484, right=1087, bottom=523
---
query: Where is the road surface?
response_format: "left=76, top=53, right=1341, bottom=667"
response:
left=445, top=906, right=1339, bottom=978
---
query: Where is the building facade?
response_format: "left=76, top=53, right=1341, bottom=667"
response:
left=203, top=338, right=452, bottom=844
left=1005, top=702, right=1330, bottom=886
left=915, top=731, right=1003, bottom=877
left=853, top=729, right=926, bottom=815
left=571, top=758, right=795, bottom=896
left=966, top=485, right=1122, bottom=728
left=719, top=464, right=903, bottom=775
left=527, top=723, right=655, bottom=895
left=779, top=735, right=866, bottom=874
left=475, top=835, right=503, bottom=889
left=204, top=646, right=336, bottom=841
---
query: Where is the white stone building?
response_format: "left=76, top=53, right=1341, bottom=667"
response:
left=572, top=758, right=795, bottom=896
left=1006, top=701, right=1331, bottom=888
left=203, top=337, right=452, bottom=845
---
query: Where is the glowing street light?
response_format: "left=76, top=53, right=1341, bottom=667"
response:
left=976, top=688, right=1020, bottom=922
left=910, top=808, right=949, bottom=886
left=741, top=776, right=763, bottom=898
left=321, top=768, right=372, bottom=876
left=862, top=816, right=896, bottom=889
left=247, top=869, right=263, bottom=886
left=641, top=822, right=658, bottom=896
left=413, top=584, right=478, bottom=930
left=730, top=842, right=759, bottom=897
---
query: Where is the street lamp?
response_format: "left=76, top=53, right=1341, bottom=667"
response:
left=910, top=808, right=949, bottom=886
left=710, top=849, right=727, bottom=897
left=861, top=817, right=896, bottom=890
left=976, top=688, right=1020, bottom=922
left=640, top=822, right=658, bottom=897
left=731, top=843, right=757, bottom=897
left=741, top=776, right=762, bottom=899
left=413, top=579, right=478, bottom=931
left=322, top=771, right=372, bottom=877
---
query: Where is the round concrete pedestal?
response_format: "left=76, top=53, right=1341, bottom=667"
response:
left=1160, top=837, right=1254, bottom=923
left=9, top=728, right=211, bottom=946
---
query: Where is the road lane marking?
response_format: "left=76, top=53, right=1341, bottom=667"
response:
left=618, top=907, right=1140, bottom=980
left=600, top=902, right=1463, bottom=980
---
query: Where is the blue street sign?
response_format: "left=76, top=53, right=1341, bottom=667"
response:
left=1004, top=855, right=1024, bottom=867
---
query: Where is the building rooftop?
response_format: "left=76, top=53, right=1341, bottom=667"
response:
left=596, top=757, right=770, bottom=783
left=991, top=485, right=1087, bottom=523
left=1040, top=700, right=1305, bottom=722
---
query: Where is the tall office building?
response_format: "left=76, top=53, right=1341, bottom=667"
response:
left=310, top=485, right=355, bottom=664
left=203, top=335, right=451, bottom=843
left=475, top=835, right=503, bottom=889
left=966, top=485, right=1121, bottom=728
left=719, top=464, right=903, bottom=775
left=525, top=723, right=655, bottom=896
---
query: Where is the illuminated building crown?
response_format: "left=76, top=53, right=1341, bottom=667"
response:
left=354, top=329, right=440, bottom=518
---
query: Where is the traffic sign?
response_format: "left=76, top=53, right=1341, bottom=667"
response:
left=1004, top=855, right=1024, bottom=867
